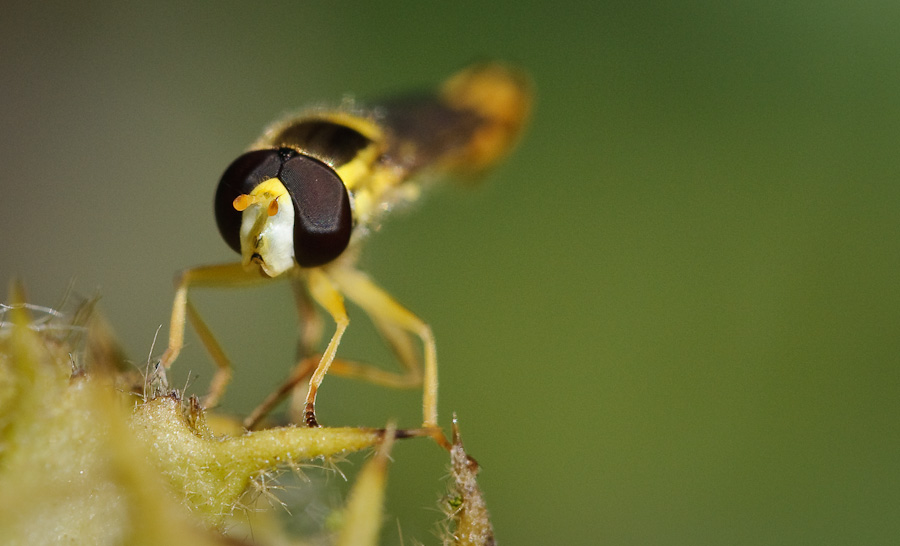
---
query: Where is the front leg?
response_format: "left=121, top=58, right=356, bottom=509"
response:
left=300, top=268, right=349, bottom=427
left=160, top=262, right=268, bottom=407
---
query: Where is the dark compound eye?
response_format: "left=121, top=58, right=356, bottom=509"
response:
left=214, top=149, right=285, bottom=253
left=280, top=154, right=352, bottom=267
left=213, top=148, right=352, bottom=267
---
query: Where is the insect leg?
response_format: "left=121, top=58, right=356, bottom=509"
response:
left=271, top=320, right=425, bottom=426
left=243, top=278, right=325, bottom=429
left=292, top=274, right=324, bottom=361
left=322, top=318, right=423, bottom=388
left=328, top=267, right=439, bottom=430
left=160, top=262, right=267, bottom=406
left=251, top=325, right=423, bottom=429
left=301, top=268, right=349, bottom=427
left=243, top=355, right=318, bottom=429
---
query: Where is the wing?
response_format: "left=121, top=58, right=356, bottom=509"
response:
left=377, top=62, right=533, bottom=178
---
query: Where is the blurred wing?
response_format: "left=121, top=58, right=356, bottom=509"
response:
left=377, top=62, right=533, bottom=179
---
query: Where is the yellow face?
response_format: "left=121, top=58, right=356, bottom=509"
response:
left=233, top=178, right=295, bottom=277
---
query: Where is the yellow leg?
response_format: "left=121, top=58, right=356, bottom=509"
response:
left=244, top=355, right=319, bottom=429
left=291, top=276, right=324, bottom=361
left=367, top=317, right=423, bottom=387
left=300, top=317, right=422, bottom=389
left=301, top=268, right=349, bottom=427
left=184, top=300, right=231, bottom=407
left=243, top=274, right=422, bottom=429
left=328, top=267, right=439, bottom=430
left=160, top=262, right=268, bottom=406
left=245, top=350, right=418, bottom=430
left=244, top=279, right=324, bottom=429
left=304, top=315, right=423, bottom=390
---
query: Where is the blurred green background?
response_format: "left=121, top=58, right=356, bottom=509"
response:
left=3, top=1, right=900, bottom=544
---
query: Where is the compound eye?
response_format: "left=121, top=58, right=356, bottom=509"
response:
left=214, top=149, right=284, bottom=253
left=280, top=155, right=352, bottom=267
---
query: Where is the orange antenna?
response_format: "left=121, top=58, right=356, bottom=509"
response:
left=233, top=194, right=254, bottom=211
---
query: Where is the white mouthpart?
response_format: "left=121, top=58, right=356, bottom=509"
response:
left=240, top=192, right=295, bottom=277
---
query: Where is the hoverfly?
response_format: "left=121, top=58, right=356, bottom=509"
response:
left=159, top=63, right=532, bottom=442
